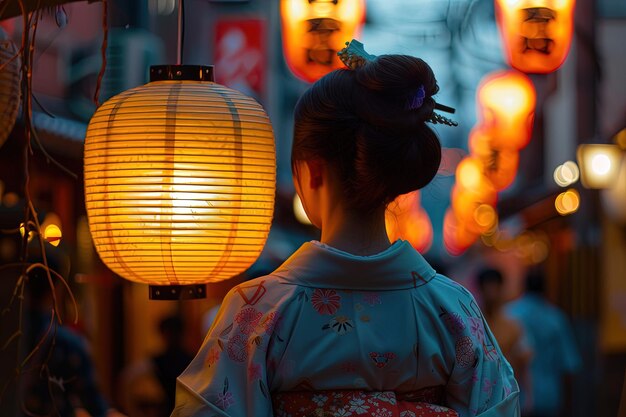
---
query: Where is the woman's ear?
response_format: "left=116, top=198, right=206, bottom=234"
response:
left=306, top=159, right=324, bottom=189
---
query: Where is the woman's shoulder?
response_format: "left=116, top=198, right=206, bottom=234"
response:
left=426, top=273, right=475, bottom=298
left=223, top=273, right=301, bottom=310
left=413, top=273, right=480, bottom=315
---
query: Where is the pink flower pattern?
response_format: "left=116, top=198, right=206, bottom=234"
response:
left=193, top=278, right=513, bottom=415
left=226, top=334, right=248, bottom=362
left=455, top=336, right=476, bottom=368
left=259, top=311, right=281, bottom=334
left=216, top=391, right=235, bottom=410
left=272, top=390, right=458, bottom=417
left=443, top=311, right=466, bottom=336
left=468, top=317, right=485, bottom=345
left=311, top=289, right=341, bottom=315
left=234, top=307, right=262, bottom=335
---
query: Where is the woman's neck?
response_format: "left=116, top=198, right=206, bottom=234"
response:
left=320, top=205, right=391, bottom=256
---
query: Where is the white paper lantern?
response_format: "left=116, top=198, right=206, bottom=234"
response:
left=84, top=65, right=276, bottom=289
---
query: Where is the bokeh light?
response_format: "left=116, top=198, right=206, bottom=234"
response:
left=553, top=160, right=580, bottom=187
left=44, top=224, right=62, bottom=247
left=555, top=188, right=580, bottom=215
left=577, top=144, right=622, bottom=188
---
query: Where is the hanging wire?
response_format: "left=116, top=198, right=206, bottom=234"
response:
left=177, top=0, right=185, bottom=64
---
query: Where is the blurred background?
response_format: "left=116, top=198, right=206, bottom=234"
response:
left=0, top=0, right=625, bottom=416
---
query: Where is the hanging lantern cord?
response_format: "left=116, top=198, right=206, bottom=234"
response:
left=177, top=0, right=185, bottom=65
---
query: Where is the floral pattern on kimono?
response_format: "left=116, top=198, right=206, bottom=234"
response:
left=172, top=240, right=519, bottom=417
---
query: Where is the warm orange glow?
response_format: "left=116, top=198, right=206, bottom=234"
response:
left=385, top=191, right=432, bottom=253
left=477, top=70, right=536, bottom=150
left=41, top=213, right=63, bottom=247
left=44, top=224, right=62, bottom=247
left=469, top=129, right=520, bottom=191
left=555, top=188, right=580, bottom=215
left=452, top=185, right=498, bottom=218
left=451, top=184, right=498, bottom=235
left=456, top=157, right=484, bottom=190
left=495, top=0, right=576, bottom=73
left=615, top=128, right=626, bottom=150
left=576, top=144, right=623, bottom=189
left=19, top=222, right=34, bottom=242
left=84, top=79, right=276, bottom=285
left=473, top=204, right=498, bottom=233
left=443, top=209, right=479, bottom=256
left=280, top=0, right=366, bottom=82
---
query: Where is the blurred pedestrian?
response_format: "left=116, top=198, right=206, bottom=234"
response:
left=477, top=269, right=532, bottom=395
left=119, top=316, right=192, bottom=417
left=507, top=271, right=581, bottom=417
left=22, top=245, right=124, bottom=417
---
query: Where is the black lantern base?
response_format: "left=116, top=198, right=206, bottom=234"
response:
left=149, top=284, right=207, bottom=300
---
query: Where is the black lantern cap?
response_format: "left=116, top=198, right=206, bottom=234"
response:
left=150, top=65, right=215, bottom=82
left=149, top=284, right=207, bottom=300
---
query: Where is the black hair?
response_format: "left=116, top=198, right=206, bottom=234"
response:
left=477, top=268, right=504, bottom=289
left=292, top=55, right=442, bottom=213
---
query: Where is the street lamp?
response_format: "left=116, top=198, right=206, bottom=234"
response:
left=576, top=144, right=622, bottom=189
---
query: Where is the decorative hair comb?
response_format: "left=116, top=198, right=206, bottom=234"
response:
left=338, top=39, right=459, bottom=127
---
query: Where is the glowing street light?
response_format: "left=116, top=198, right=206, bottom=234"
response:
left=577, top=144, right=622, bottom=189
left=553, top=160, right=580, bottom=187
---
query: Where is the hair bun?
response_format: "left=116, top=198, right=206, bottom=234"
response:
left=292, top=55, right=442, bottom=213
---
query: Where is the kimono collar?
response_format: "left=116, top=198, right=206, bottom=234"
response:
left=272, top=239, right=436, bottom=291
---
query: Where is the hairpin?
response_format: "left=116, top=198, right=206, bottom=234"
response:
left=409, top=85, right=426, bottom=109
left=338, top=39, right=459, bottom=127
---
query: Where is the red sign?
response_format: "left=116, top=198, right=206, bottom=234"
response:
left=214, top=19, right=266, bottom=100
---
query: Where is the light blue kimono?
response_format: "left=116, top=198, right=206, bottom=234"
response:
left=173, top=240, right=520, bottom=417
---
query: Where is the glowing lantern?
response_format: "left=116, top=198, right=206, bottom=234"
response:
left=281, top=0, right=366, bottom=82
left=469, top=129, right=520, bottom=191
left=443, top=209, right=479, bottom=256
left=455, top=158, right=498, bottom=196
left=576, top=144, right=622, bottom=189
left=84, top=65, right=276, bottom=291
left=41, top=213, right=63, bottom=247
left=385, top=191, right=433, bottom=253
left=495, top=0, right=575, bottom=73
left=477, top=70, right=536, bottom=150
left=0, top=29, right=21, bottom=149
left=44, top=224, right=62, bottom=247
left=451, top=186, right=498, bottom=235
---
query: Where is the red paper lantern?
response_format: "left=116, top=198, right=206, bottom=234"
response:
left=477, top=70, right=536, bottom=150
left=495, top=0, right=576, bottom=73
left=280, top=0, right=366, bottom=83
